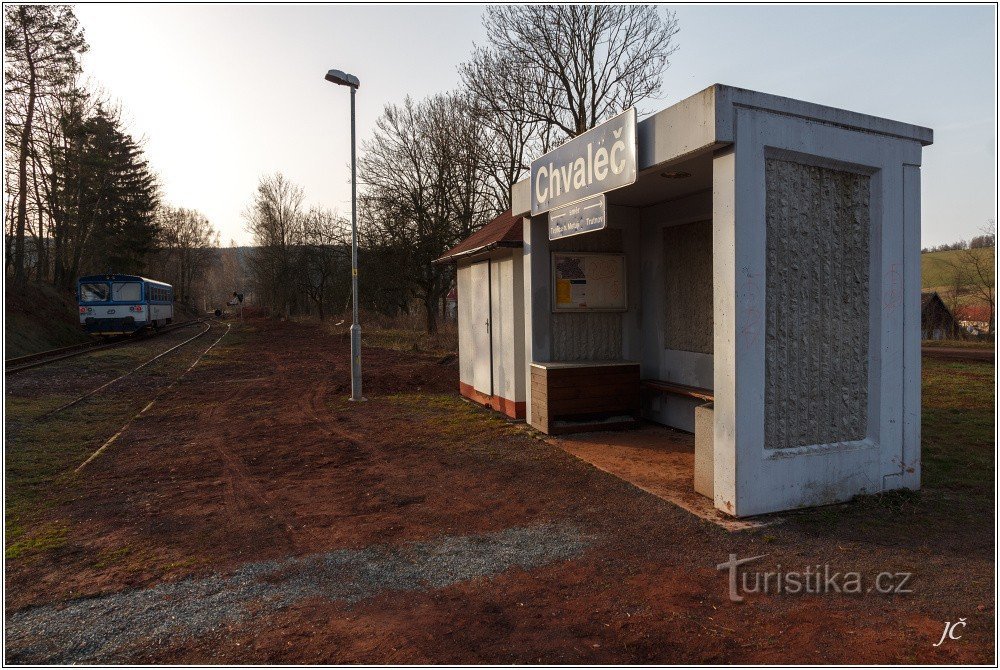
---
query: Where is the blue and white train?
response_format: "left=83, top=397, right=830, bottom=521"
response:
left=77, top=274, right=174, bottom=335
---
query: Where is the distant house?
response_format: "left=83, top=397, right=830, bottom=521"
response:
left=921, top=291, right=962, bottom=340
left=954, top=304, right=993, bottom=335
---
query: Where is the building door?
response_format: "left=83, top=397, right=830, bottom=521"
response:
left=470, top=261, right=493, bottom=396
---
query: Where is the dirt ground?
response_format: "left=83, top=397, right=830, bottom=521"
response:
left=4, top=318, right=995, bottom=663
left=921, top=345, right=994, bottom=362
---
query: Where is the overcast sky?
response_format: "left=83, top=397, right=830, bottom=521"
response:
left=73, top=3, right=996, bottom=247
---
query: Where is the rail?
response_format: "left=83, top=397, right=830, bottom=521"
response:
left=34, top=320, right=214, bottom=421
left=5, top=319, right=204, bottom=375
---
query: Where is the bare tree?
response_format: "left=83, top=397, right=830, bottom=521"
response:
left=4, top=4, right=87, bottom=287
left=461, top=52, right=550, bottom=212
left=938, top=221, right=997, bottom=335
left=359, top=93, right=493, bottom=333
left=244, top=173, right=305, bottom=317
left=298, top=206, right=350, bottom=321
left=461, top=5, right=678, bottom=143
left=152, top=206, right=219, bottom=305
left=200, top=240, right=248, bottom=313
left=956, top=221, right=996, bottom=334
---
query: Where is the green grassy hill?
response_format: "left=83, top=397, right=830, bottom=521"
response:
left=922, top=247, right=994, bottom=291
left=5, top=282, right=91, bottom=359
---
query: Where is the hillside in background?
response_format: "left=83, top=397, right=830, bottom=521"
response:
left=922, top=247, right=994, bottom=292
left=5, top=282, right=91, bottom=358
left=3, top=244, right=994, bottom=359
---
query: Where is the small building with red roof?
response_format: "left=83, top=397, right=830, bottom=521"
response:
left=436, top=210, right=526, bottom=419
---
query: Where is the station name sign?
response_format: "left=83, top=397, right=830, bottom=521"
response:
left=531, top=108, right=637, bottom=216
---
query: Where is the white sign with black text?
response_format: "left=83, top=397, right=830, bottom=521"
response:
left=548, top=194, right=607, bottom=241
left=530, top=108, right=637, bottom=216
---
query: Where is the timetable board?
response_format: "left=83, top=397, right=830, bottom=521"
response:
left=551, top=252, right=627, bottom=312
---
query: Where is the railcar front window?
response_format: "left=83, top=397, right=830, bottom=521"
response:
left=80, top=283, right=110, bottom=302
left=112, top=282, right=142, bottom=301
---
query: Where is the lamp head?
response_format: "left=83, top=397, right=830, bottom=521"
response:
left=325, top=69, right=360, bottom=89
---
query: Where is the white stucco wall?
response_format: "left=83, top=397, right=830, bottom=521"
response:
left=490, top=253, right=526, bottom=404
left=457, top=250, right=526, bottom=408
left=639, top=190, right=715, bottom=432
left=713, top=103, right=926, bottom=517
left=456, top=263, right=474, bottom=388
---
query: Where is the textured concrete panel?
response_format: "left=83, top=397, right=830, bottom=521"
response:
left=552, top=312, right=623, bottom=361
left=663, top=221, right=714, bottom=354
left=551, top=228, right=624, bottom=361
left=764, top=158, right=870, bottom=450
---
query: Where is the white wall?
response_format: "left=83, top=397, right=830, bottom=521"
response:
left=639, top=190, right=714, bottom=432
left=457, top=251, right=526, bottom=407
left=456, top=262, right=474, bottom=388
left=713, top=106, right=924, bottom=517
left=490, top=252, right=526, bottom=404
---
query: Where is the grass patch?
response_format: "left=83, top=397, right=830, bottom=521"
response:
left=5, top=407, right=142, bottom=517
left=382, top=393, right=518, bottom=443
left=793, top=356, right=994, bottom=530
left=196, top=323, right=250, bottom=366
left=4, top=366, right=180, bottom=562
left=5, top=521, right=67, bottom=559
left=161, top=555, right=206, bottom=573
left=5, top=394, right=78, bottom=419
left=922, top=247, right=994, bottom=289
left=93, top=545, right=132, bottom=570
left=359, top=328, right=457, bottom=355
left=921, top=358, right=994, bottom=493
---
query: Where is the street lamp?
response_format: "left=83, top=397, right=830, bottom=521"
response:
left=325, top=68, right=363, bottom=401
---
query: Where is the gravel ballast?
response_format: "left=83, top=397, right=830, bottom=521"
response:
left=5, top=522, right=589, bottom=664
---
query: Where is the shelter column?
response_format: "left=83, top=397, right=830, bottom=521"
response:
left=711, top=146, right=749, bottom=516
left=522, top=215, right=551, bottom=426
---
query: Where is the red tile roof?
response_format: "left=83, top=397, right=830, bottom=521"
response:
left=434, top=210, right=522, bottom=263
left=954, top=304, right=993, bottom=322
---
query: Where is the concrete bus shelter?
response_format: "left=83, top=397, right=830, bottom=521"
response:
left=441, top=84, right=932, bottom=517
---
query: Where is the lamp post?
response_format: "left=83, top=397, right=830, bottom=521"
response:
left=325, top=68, right=363, bottom=401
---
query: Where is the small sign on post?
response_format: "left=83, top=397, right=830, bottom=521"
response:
left=548, top=193, right=607, bottom=241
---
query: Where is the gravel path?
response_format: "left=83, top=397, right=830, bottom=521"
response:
left=5, top=522, right=589, bottom=664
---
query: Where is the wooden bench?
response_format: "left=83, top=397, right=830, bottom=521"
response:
left=531, top=361, right=640, bottom=435
left=640, top=379, right=714, bottom=403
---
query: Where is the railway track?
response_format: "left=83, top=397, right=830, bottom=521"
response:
left=4, top=319, right=206, bottom=375
left=75, top=320, right=232, bottom=472
left=35, top=321, right=215, bottom=421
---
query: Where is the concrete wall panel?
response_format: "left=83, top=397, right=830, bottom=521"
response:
left=638, top=191, right=715, bottom=431
left=715, top=103, right=923, bottom=517
left=763, top=158, right=870, bottom=450
left=663, top=220, right=714, bottom=354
